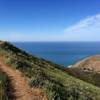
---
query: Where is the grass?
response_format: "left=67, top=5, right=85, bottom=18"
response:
left=68, top=67, right=100, bottom=87
left=65, top=58, right=100, bottom=88
left=0, top=41, right=100, bottom=100
left=0, top=72, right=8, bottom=100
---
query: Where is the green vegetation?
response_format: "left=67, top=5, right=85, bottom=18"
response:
left=0, top=72, right=8, bottom=100
left=65, top=56, right=100, bottom=88
left=67, top=65, right=100, bottom=88
left=0, top=41, right=100, bottom=100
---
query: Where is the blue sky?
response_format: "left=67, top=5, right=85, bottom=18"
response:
left=0, top=0, right=100, bottom=41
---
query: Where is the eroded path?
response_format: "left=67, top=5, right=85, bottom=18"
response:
left=0, top=58, right=47, bottom=100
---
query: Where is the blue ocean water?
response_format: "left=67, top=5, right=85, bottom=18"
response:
left=13, top=42, right=100, bottom=67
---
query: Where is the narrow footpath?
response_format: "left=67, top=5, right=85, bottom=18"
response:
left=0, top=58, right=47, bottom=100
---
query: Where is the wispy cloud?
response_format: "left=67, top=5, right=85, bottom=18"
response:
left=1, top=14, right=100, bottom=42
left=64, top=14, right=100, bottom=33
left=64, top=14, right=100, bottom=41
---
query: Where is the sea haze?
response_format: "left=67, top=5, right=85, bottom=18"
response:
left=13, top=42, right=100, bottom=67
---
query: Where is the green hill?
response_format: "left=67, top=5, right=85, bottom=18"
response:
left=0, top=41, right=100, bottom=100
left=65, top=56, right=100, bottom=88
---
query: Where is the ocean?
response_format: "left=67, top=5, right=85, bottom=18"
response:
left=13, top=42, right=100, bottom=67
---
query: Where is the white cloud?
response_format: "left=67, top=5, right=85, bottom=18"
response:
left=1, top=14, right=100, bottom=42
left=64, top=14, right=100, bottom=41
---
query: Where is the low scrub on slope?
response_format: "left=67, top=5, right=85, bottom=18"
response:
left=65, top=56, right=100, bottom=87
left=0, top=41, right=100, bottom=100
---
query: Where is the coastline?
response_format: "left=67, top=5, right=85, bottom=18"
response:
left=72, top=55, right=100, bottom=68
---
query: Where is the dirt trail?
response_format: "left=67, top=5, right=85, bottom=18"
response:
left=0, top=59, right=47, bottom=100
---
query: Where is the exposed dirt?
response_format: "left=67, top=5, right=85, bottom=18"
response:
left=0, top=58, right=47, bottom=100
left=73, top=55, right=100, bottom=73
left=0, top=41, right=6, bottom=45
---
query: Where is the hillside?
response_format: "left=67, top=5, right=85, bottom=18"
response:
left=0, top=41, right=100, bottom=100
left=65, top=55, right=100, bottom=87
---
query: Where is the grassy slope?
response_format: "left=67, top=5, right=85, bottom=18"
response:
left=65, top=57, right=100, bottom=88
left=0, top=72, right=8, bottom=100
left=65, top=67, right=100, bottom=88
left=0, top=41, right=100, bottom=100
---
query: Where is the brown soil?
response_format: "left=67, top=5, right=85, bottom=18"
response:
left=0, top=58, right=47, bottom=100
left=73, top=55, right=100, bottom=73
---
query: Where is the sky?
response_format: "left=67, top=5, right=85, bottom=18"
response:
left=0, top=0, right=100, bottom=41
